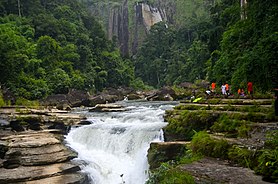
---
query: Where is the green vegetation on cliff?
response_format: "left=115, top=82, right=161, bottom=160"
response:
left=0, top=0, right=137, bottom=101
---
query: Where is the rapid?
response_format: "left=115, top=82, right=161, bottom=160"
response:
left=65, top=101, right=178, bottom=184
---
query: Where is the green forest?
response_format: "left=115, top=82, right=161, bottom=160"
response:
left=135, top=0, right=278, bottom=91
left=0, top=0, right=277, bottom=101
left=0, top=0, right=136, bottom=101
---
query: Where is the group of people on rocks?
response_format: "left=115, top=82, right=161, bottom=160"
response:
left=208, top=81, right=253, bottom=99
left=236, top=82, right=253, bottom=99
left=201, top=82, right=278, bottom=116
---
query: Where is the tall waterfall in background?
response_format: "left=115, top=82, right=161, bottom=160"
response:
left=66, top=101, right=177, bottom=184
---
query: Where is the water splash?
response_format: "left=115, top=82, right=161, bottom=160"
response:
left=66, top=101, right=177, bottom=184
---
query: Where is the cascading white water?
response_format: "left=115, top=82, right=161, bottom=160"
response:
left=66, top=101, right=177, bottom=184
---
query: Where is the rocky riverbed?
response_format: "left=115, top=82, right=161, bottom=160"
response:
left=147, top=98, right=278, bottom=183
left=0, top=106, right=89, bottom=184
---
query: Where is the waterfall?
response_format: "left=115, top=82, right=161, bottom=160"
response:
left=241, top=0, right=247, bottom=20
left=66, top=101, right=177, bottom=184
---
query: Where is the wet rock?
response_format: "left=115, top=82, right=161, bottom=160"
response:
left=89, top=104, right=126, bottom=112
left=78, top=120, right=93, bottom=125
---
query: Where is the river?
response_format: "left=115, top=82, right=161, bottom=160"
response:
left=65, top=100, right=178, bottom=184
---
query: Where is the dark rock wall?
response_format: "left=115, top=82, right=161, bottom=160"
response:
left=85, top=0, right=173, bottom=56
left=83, top=0, right=211, bottom=56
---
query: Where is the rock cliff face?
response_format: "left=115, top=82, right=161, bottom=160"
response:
left=82, top=0, right=211, bottom=56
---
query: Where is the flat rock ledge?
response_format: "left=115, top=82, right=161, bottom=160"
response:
left=180, top=157, right=268, bottom=184
left=0, top=130, right=88, bottom=184
left=89, top=104, right=127, bottom=112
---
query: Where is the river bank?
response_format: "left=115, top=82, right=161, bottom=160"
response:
left=0, top=97, right=277, bottom=183
left=0, top=106, right=90, bottom=183
left=147, top=98, right=278, bottom=183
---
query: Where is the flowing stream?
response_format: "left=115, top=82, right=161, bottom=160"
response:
left=66, top=101, right=178, bottom=184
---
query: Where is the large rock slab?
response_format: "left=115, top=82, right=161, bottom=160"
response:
left=148, top=141, right=189, bottom=170
left=89, top=104, right=126, bottom=112
left=180, top=157, right=269, bottom=184
left=2, top=131, right=61, bottom=148
left=18, top=173, right=89, bottom=184
left=1, top=130, right=76, bottom=168
left=0, top=162, right=81, bottom=183
left=5, top=144, right=76, bottom=166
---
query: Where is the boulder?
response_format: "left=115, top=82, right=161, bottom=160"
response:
left=125, top=93, right=144, bottom=100
left=56, top=103, right=72, bottom=111
left=67, top=89, right=90, bottom=107
left=88, top=94, right=118, bottom=107
left=48, top=121, right=70, bottom=134
left=148, top=141, right=189, bottom=170
left=78, top=120, right=93, bottom=125
left=89, top=104, right=126, bottom=112
left=146, top=87, right=177, bottom=101
left=43, top=94, right=68, bottom=106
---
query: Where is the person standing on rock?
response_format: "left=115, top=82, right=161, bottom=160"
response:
left=221, top=84, right=226, bottom=96
left=247, top=82, right=253, bottom=99
left=211, top=82, right=216, bottom=93
left=225, top=83, right=229, bottom=96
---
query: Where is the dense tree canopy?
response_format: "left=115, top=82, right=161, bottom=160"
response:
left=135, top=0, right=278, bottom=92
left=0, top=0, right=277, bottom=101
left=0, top=0, right=136, bottom=100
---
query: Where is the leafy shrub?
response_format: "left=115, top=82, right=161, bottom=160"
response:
left=211, top=114, right=251, bottom=138
left=0, top=92, right=5, bottom=107
left=15, top=97, right=40, bottom=107
left=255, top=130, right=278, bottom=182
left=228, top=145, right=257, bottom=168
left=164, top=111, right=216, bottom=141
left=179, top=149, right=202, bottom=165
left=147, top=162, right=194, bottom=184
left=190, top=131, right=230, bottom=159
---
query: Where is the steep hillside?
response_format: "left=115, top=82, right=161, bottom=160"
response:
left=79, top=0, right=214, bottom=56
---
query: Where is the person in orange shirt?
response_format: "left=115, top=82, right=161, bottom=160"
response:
left=211, top=82, right=216, bottom=93
left=247, top=82, right=253, bottom=99
left=237, top=88, right=241, bottom=96
left=238, top=88, right=245, bottom=97
left=225, top=83, right=229, bottom=95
